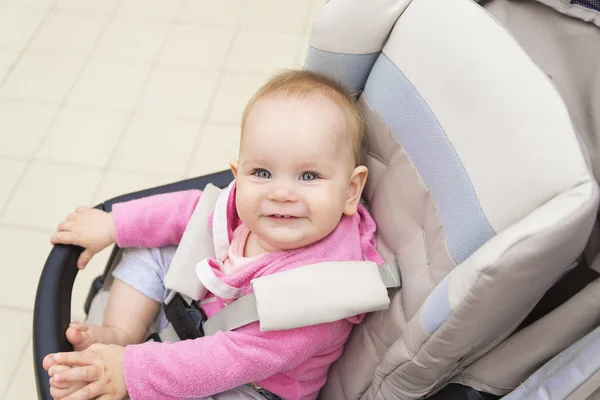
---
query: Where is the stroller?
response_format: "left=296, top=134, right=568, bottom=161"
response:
left=33, top=0, right=600, bottom=398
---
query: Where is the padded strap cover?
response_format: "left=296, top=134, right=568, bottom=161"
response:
left=163, top=184, right=221, bottom=300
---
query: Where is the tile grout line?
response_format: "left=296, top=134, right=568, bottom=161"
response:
left=181, top=0, right=252, bottom=178
left=0, top=0, right=59, bottom=222
left=0, top=1, right=57, bottom=90
left=0, top=0, right=125, bottom=221
left=0, top=222, right=54, bottom=234
left=0, top=303, right=36, bottom=314
left=87, top=0, right=194, bottom=202
left=0, top=336, right=32, bottom=400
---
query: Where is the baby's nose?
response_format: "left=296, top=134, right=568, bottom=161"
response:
left=268, top=186, right=298, bottom=203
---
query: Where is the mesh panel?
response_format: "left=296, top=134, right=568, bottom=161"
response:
left=571, top=0, right=600, bottom=11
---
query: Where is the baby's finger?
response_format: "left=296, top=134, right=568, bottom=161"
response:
left=49, top=365, right=73, bottom=388
left=51, top=231, right=77, bottom=245
left=43, top=354, right=57, bottom=370
left=75, top=206, right=90, bottom=213
left=54, top=365, right=101, bottom=383
left=67, top=212, right=78, bottom=221
left=77, top=250, right=94, bottom=269
left=57, top=220, right=74, bottom=232
left=50, top=381, right=85, bottom=400
left=53, top=351, right=96, bottom=367
left=63, top=380, right=104, bottom=400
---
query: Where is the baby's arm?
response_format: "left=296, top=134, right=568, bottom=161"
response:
left=122, top=321, right=348, bottom=399
left=52, top=190, right=202, bottom=268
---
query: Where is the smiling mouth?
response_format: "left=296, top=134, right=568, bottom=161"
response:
left=267, top=214, right=300, bottom=222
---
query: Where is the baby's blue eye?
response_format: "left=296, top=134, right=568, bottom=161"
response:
left=300, top=172, right=318, bottom=181
left=254, top=169, right=272, bottom=179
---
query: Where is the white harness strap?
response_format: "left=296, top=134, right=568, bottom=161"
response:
left=163, top=184, right=222, bottom=300
left=211, top=180, right=234, bottom=263
left=202, top=261, right=400, bottom=336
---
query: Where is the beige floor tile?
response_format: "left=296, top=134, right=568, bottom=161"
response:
left=1, top=161, right=103, bottom=230
left=0, top=100, right=57, bottom=158
left=0, top=227, right=52, bottom=310
left=208, top=71, right=268, bottom=124
left=55, top=0, right=120, bottom=15
left=0, top=7, right=46, bottom=50
left=0, top=49, right=19, bottom=82
left=159, top=25, right=235, bottom=69
left=36, top=107, right=130, bottom=168
left=118, top=0, right=182, bottom=20
left=226, top=29, right=301, bottom=74
left=93, top=17, right=171, bottom=63
left=176, top=0, right=246, bottom=26
left=92, top=170, right=181, bottom=205
left=28, top=12, right=107, bottom=57
left=67, top=59, right=151, bottom=110
left=2, top=0, right=55, bottom=8
left=0, top=157, right=27, bottom=211
left=111, top=113, right=202, bottom=176
left=242, top=0, right=309, bottom=34
left=187, top=123, right=239, bottom=177
left=0, top=308, right=32, bottom=395
left=0, top=53, right=84, bottom=102
left=138, top=66, right=218, bottom=118
left=3, top=337, right=36, bottom=400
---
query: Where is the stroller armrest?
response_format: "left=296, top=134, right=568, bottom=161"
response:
left=33, top=170, right=234, bottom=400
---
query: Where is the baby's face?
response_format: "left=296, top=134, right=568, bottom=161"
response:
left=232, top=93, right=362, bottom=252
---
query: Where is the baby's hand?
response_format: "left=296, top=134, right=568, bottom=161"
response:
left=45, top=344, right=127, bottom=400
left=51, top=206, right=116, bottom=269
left=47, top=365, right=87, bottom=400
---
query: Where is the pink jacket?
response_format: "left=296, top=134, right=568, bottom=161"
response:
left=112, top=184, right=383, bottom=400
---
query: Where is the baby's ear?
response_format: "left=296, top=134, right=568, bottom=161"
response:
left=344, top=166, right=368, bottom=216
left=229, top=160, right=239, bottom=178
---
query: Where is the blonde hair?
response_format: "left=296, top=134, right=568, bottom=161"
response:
left=241, top=69, right=365, bottom=166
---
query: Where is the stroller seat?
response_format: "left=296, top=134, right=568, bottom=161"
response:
left=33, top=0, right=600, bottom=398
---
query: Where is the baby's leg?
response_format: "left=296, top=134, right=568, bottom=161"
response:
left=67, top=247, right=175, bottom=350
left=67, top=279, right=160, bottom=350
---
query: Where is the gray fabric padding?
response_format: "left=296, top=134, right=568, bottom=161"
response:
left=421, top=274, right=451, bottom=335
left=502, top=325, right=600, bottom=400
left=454, top=276, right=600, bottom=396
left=363, top=53, right=495, bottom=264
left=304, top=47, right=379, bottom=94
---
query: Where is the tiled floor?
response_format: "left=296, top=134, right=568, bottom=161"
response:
left=0, top=0, right=320, bottom=397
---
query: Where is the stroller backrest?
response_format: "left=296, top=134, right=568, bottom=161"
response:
left=305, top=0, right=599, bottom=397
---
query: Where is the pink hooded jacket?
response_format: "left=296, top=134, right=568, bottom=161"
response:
left=111, top=183, right=383, bottom=400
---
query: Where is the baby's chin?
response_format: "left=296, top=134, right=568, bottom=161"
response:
left=260, top=232, right=329, bottom=253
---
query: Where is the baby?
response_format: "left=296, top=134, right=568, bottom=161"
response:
left=43, top=70, right=383, bottom=400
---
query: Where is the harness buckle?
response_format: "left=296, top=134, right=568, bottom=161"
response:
left=164, top=292, right=207, bottom=340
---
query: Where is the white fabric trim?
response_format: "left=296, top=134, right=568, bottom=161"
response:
left=212, top=181, right=234, bottom=262
left=252, top=261, right=390, bottom=331
left=196, top=258, right=241, bottom=300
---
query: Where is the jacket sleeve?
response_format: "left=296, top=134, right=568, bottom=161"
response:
left=122, top=320, right=349, bottom=400
left=111, top=190, right=203, bottom=248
